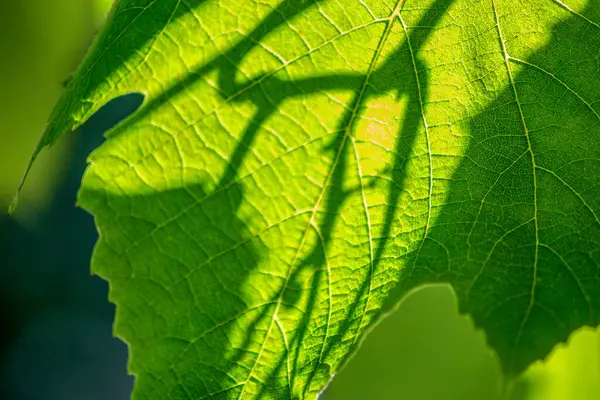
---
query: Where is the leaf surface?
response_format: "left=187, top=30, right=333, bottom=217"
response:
left=28, top=0, right=600, bottom=398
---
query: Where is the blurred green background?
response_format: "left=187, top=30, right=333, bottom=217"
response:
left=0, top=1, right=598, bottom=399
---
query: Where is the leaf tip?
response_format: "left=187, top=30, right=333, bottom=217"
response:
left=9, top=149, right=40, bottom=215
left=7, top=194, right=18, bottom=216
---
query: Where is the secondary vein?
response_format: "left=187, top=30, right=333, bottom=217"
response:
left=491, top=0, right=540, bottom=364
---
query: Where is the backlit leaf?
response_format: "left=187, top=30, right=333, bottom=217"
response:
left=24, top=0, right=600, bottom=398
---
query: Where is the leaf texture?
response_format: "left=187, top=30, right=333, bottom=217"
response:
left=28, top=0, right=600, bottom=398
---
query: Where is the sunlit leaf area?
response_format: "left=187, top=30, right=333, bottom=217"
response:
left=1, top=0, right=599, bottom=399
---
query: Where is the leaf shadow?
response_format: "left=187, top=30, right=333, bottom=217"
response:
left=82, top=180, right=265, bottom=399
left=386, top=0, right=600, bottom=377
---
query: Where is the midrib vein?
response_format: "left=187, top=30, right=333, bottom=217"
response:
left=350, top=0, right=408, bottom=346
left=237, top=2, right=405, bottom=396
left=350, top=137, right=375, bottom=342
left=304, top=221, right=333, bottom=396
left=398, top=11, right=434, bottom=277
left=491, top=0, right=539, bottom=360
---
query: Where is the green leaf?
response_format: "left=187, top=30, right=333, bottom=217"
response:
left=24, top=0, right=600, bottom=398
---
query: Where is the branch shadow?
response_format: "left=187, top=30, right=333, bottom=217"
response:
left=81, top=0, right=461, bottom=398
left=256, top=1, right=454, bottom=396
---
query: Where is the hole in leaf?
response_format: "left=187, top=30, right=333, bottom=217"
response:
left=81, top=92, right=145, bottom=135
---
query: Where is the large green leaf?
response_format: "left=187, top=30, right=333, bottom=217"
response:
left=20, top=0, right=600, bottom=398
